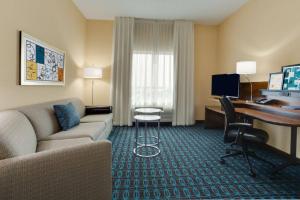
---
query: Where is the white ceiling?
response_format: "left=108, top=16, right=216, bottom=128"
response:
left=73, top=0, right=248, bottom=25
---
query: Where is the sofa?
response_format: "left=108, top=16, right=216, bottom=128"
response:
left=0, top=98, right=113, bottom=200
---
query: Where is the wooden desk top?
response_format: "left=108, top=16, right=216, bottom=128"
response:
left=206, top=106, right=224, bottom=114
left=235, top=108, right=300, bottom=127
left=233, top=101, right=300, bottom=115
left=205, top=105, right=300, bottom=127
left=211, top=97, right=300, bottom=115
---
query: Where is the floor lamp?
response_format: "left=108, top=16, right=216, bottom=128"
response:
left=236, top=61, right=256, bottom=102
left=84, top=67, right=103, bottom=105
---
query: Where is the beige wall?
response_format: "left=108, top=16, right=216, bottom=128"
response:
left=194, top=24, right=218, bottom=120
left=85, top=20, right=113, bottom=105
left=217, top=0, right=300, bottom=157
left=0, top=0, right=86, bottom=110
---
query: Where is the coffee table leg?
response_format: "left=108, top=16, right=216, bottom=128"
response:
left=145, top=121, right=147, bottom=154
left=158, top=119, right=160, bottom=148
left=133, top=116, right=161, bottom=157
left=134, top=119, right=137, bottom=155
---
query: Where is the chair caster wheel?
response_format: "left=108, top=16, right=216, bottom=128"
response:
left=220, top=159, right=225, bottom=164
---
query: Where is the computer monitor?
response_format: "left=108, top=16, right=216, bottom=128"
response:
left=211, top=74, right=240, bottom=98
left=282, top=64, right=300, bottom=91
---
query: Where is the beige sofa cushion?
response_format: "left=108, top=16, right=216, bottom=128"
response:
left=18, top=98, right=85, bottom=140
left=0, top=111, right=37, bottom=159
left=80, top=113, right=113, bottom=124
left=37, top=138, right=93, bottom=152
left=44, top=122, right=106, bottom=141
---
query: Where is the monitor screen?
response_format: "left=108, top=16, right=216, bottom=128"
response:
left=282, top=64, right=300, bottom=91
left=211, top=74, right=240, bottom=98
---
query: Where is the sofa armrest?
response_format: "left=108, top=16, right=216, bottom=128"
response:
left=85, top=106, right=112, bottom=115
left=0, top=140, right=112, bottom=200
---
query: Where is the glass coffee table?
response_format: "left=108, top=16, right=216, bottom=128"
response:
left=135, top=108, right=162, bottom=115
left=133, top=114, right=161, bottom=158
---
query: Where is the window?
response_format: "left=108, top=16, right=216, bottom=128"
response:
left=131, top=20, right=174, bottom=111
left=131, top=51, right=174, bottom=110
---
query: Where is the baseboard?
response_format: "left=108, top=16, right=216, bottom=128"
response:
left=264, top=143, right=300, bottom=161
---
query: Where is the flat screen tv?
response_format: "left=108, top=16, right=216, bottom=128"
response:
left=282, top=64, right=300, bottom=91
left=211, top=74, right=240, bottom=98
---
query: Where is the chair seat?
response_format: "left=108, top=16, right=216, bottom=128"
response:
left=226, top=127, right=269, bottom=144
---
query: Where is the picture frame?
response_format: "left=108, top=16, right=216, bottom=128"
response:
left=282, top=64, right=300, bottom=91
left=268, top=72, right=284, bottom=91
left=20, top=31, right=66, bottom=86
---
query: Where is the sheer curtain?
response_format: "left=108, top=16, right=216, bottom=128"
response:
left=111, top=18, right=194, bottom=125
left=111, top=17, right=134, bottom=126
left=172, top=21, right=195, bottom=125
left=131, top=20, right=174, bottom=112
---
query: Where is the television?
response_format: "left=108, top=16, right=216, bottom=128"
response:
left=211, top=74, right=240, bottom=98
left=282, top=64, right=300, bottom=91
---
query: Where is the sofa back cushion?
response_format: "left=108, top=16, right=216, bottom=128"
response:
left=0, top=110, right=37, bottom=160
left=17, top=98, right=85, bottom=140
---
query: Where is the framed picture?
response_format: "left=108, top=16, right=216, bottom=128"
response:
left=268, top=72, right=283, bottom=90
left=20, top=31, right=66, bottom=86
left=282, top=64, right=300, bottom=91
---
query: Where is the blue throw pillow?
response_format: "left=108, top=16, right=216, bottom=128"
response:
left=53, top=102, right=80, bottom=131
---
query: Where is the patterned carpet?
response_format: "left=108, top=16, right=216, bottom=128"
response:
left=108, top=124, right=300, bottom=199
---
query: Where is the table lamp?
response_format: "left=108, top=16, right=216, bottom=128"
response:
left=84, top=67, right=103, bottom=105
left=236, top=61, right=256, bottom=102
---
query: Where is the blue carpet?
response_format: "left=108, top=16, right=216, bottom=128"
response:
left=108, top=124, right=300, bottom=199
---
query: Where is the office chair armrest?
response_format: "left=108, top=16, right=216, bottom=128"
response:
left=228, top=122, right=252, bottom=130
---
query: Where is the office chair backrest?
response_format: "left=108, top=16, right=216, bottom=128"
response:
left=219, top=96, right=237, bottom=142
left=219, top=96, right=236, bottom=124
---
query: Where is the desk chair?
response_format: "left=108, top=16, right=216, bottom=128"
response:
left=219, top=96, right=274, bottom=177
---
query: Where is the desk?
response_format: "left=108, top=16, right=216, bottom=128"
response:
left=205, top=103, right=300, bottom=175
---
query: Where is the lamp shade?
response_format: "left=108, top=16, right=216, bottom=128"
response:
left=236, top=61, right=256, bottom=75
left=84, top=67, right=103, bottom=79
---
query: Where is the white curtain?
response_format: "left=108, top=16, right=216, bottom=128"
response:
left=111, top=17, right=134, bottom=126
left=111, top=18, right=195, bottom=126
left=172, top=21, right=195, bottom=126
left=131, top=20, right=174, bottom=112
